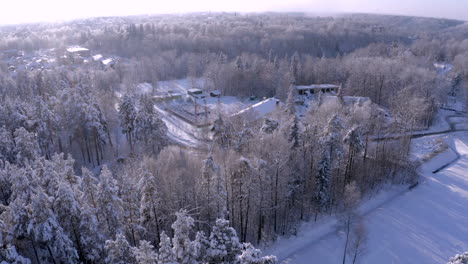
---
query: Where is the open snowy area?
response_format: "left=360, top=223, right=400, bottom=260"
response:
left=268, top=132, right=468, bottom=264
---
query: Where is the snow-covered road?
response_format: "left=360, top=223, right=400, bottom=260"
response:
left=271, top=132, right=468, bottom=264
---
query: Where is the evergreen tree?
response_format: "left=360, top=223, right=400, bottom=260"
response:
left=79, top=204, right=106, bottom=263
left=97, top=166, right=123, bottom=238
left=211, top=116, right=233, bottom=150
left=13, top=127, right=38, bottom=165
left=157, top=232, right=177, bottom=264
left=28, top=190, right=78, bottom=264
left=104, top=233, right=137, bottom=264
left=1, top=244, right=31, bottom=264
left=192, top=231, right=210, bottom=263
left=260, top=118, right=279, bottom=134
left=0, top=126, right=14, bottom=166
left=208, top=219, right=241, bottom=263
left=315, top=149, right=331, bottom=213
left=238, top=243, right=277, bottom=264
left=135, top=96, right=168, bottom=154
left=199, top=156, right=226, bottom=226
left=171, top=210, right=197, bottom=264
left=119, top=95, right=137, bottom=150
left=138, top=169, right=163, bottom=246
left=133, top=240, right=157, bottom=264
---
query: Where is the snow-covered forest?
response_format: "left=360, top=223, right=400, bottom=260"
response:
left=0, top=12, right=467, bottom=264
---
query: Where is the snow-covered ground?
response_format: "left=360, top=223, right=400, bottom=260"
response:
left=268, top=131, right=468, bottom=264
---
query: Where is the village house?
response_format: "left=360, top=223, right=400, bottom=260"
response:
left=295, top=84, right=339, bottom=95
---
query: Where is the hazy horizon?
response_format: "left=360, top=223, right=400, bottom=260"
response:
left=1, top=0, right=467, bottom=25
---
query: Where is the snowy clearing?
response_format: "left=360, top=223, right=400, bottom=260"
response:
left=268, top=132, right=468, bottom=264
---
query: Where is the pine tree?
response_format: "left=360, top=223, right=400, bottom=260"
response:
left=53, top=183, right=84, bottom=260
left=28, top=190, right=78, bottom=264
left=192, top=231, right=210, bottom=263
left=343, top=126, right=364, bottom=184
left=135, top=96, right=168, bottom=154
left=97, top=166, right=123, bottom=238
left=0, top=126, right=14, bottom=166
left=33, top=98, right=60, bottom=159
left=79, top=204, right=106, bottom=263
left=322, top=114, right=344, bottom=161
left=199, top=156, right=226, bottom=225
left=448, top=252, right=468, bottom=264
left=288, top=115, right=300, bottom=149
left=104, top=233, right=137, bottom=264
left=157, top=232, right=177, bottom=264
left=315, top=149, right=331, bottom=213
left=171, top=210, right=197, bottom=264
left=138, top=169, right=163, bottom=246
left=260, top=118, right=279, bottom=134
left=285, top=84, right=297, bottom=116
left=13, top=127, right=38, bottom=165
left=119, top=95, right=137, bottom=150
left=238, top=243, right=277, bottom=264
left=208, top=219, right=241, bottom=263
left=80, top=167, right=99, bottom=211
left=211, top=116, right=233, bottom=149
left=133, top=240, right=157, bottom=264
left=1, top=244, right=31, bottom=264
left=289, top=51, right=301, bottom=84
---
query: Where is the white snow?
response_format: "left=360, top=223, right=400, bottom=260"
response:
left=154, top=105, right=207, bottom=148
left=268, top=132, right=468, bottom=264
left=136, top=83, right=153, bottom=95
left=234, top=98, right=282, bottom=119
left=66, top=46, right=89, bottom=53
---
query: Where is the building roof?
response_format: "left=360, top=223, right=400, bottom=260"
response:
left=66, top=46, right=89, bottom=53
left=296, top=84, right=339, bottom=90
left=101, top=58, right=115, bottom=65
left=188, top=88, right=203, bottom=93
left=92, top=54, right=103, bottom=61
left=234, top=97, right=282, bottom=119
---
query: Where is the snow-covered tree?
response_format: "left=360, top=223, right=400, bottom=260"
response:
left=199, top=156, right=227, bottom=226
left=53, top=183, right=83, bottom=256
left=238, top=243, right=277, bottom=264
left=79, top=204, right=106, bottom=263
left=343, top=126, right=364, bottom=184
left=192, top=231, right=210, bottom=263
left=315, top=149, right=331, bottom=213
left=1, top=244, right=31, bottom=264
left=13, top=127, right=38, bottom=165
left=448, top=252, right=468, bottom=264
left=80, top=167, right=99, bottom=210
left=211, top=116, right=233, bottom=149
left=32, top=98, right=60, bottom=159
left=97, top=166, right=123, bottom=237
left=117, top=170, right=142, bottom=247
left=208, top=219, right=242, bottom=263
left=260, top=118, right=279, bottom=134
left=157, top=232, right=177, bottom=264
left=28, top=190, right=78, bottom=264
left=105, top=233, right=137, bottom=264
left=287, top=115, right=300, bottom=149
left=119, top=95, right=137, bottom=150
left=138, top=169, right=163, bottom=246
left=171, top=210, right=197, bottom=264
left=133, top=240, right=157, bottom=264
left=285, top=83, right=297, bottom=116
left=322, top=114, right=344, bottom=160
left=0, top=126, right=14, bottom=167
left=135, top=96, right=168, bottom=154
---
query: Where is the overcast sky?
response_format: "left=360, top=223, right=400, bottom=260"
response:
left=1, top=0, right=467, bottom=25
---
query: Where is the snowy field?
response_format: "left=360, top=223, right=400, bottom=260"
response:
left=268, top=132, right=468, bottom=264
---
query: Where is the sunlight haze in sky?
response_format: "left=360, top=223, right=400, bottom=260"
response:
left=1, top=0, right=467, bottom=25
